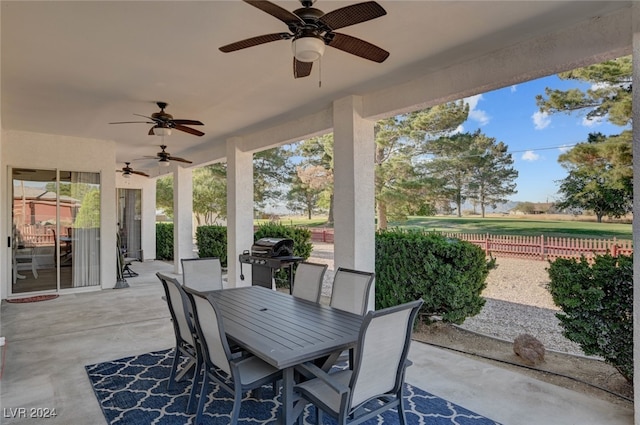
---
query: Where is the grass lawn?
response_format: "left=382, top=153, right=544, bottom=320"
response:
left=263, top=214, right=632, bottom=240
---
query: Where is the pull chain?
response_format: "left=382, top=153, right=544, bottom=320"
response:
left=318, top=56, right=322, bottom=88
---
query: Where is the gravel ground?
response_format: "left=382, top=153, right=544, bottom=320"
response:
left=308, top=243, right=586, bottom=357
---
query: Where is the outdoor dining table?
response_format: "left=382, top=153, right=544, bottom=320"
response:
left=204, top=285, right=363, bottom=425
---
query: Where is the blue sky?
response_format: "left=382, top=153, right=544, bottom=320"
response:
left=458, top=75, right=628, bottom=203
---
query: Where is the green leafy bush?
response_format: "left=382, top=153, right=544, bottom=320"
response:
left=253, top=223, right=313, bottom=287
left=548, top=254, right=633, bottom=382
left=156, top=223, right=174, bottom=260
left=196, top=225, right=228, bottom=267
left=375, top=228, right=493, bottom=324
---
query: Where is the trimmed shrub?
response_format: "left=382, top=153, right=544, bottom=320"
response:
left=548, top=254, right=633, bottom=382
left=196, top=225, right=228, bottom=267
left=375, top=228, right=493, bottom=324
left=253, top=223, right=313, bottom=287
left=156, top=223, right=174, bottom=260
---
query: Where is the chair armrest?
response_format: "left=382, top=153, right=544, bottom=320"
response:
left=295, top=362, right=349, bottom=395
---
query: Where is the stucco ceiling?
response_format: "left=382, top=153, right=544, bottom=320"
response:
left=1, top=1, right=631, bottom=173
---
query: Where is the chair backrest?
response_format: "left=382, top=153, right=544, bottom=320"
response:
left=157, top=272, right=195, bottom=347
left=349, top=299, right=423, bottom=408
left=184, top=287, right=233, bottom=376
left=181, top=257, right=223, bottom=292
left=292, top=262, right=328, bottom=303
left=329, top=268, right=375, bottom=315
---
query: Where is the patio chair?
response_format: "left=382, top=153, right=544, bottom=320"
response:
left=294, top=298, right=424, bottom=425
left=292, top=262, right=328, bottom=303
left=184, top=288, right=281, bottom=425
left=156, top=273, right=202, bottom=412
left=181, top=257, right=223, bottom=292
left=325, top=268, right=375, bottom=368
left=330, top=268, right=375, bottom=315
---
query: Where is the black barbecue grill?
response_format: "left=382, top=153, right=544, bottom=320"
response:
left=239, top=238, right=303, bottom=290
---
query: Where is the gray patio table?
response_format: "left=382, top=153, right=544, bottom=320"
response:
left=205, top=285, right=363, bottom=425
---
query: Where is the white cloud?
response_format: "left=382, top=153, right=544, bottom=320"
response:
left=510, top=85, right=517, bottom=93
left=522, top=151, right=540, bottom=161
left=532, top=111, right=551, bottom=130
left=558, top=144, right=572, bottom=153
left=582, top=115, right=603, bottom=127
left=464, top=94, right=490, bottom=126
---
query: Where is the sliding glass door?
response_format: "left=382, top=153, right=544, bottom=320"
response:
left=117, top=188, right=142, bottom=261
left=11, top=168, right=101, bottom=294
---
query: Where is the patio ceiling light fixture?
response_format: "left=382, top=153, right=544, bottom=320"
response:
left=153, top=127, right=172, bottom=137
left=292, top=36, right=325, bottom=63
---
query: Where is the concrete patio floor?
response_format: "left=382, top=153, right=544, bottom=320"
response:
left=0, top=260, right=633, bottom=425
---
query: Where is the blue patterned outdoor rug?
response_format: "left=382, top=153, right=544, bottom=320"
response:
left=86, top=349, right=501, bottom=425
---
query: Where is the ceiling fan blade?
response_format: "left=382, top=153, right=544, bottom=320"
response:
left=174, top=125, right=205, bottom=137
left=172, top=119, right=204, bottom=126
left=109, top=121, right=154, bottom=124
left=131, top=170, right=150, bottom=177
left=243, top=0, right=304, bottom=26
left=148, top=127, right=156, bottom=136
left=293, top=58, right=313, bottom=79
left=133, top=113, right=162, bottom=122
left=220, top=33, right=291, bottom=53
left=167, top=156, right=193, bottom=164
left=319, top=1, right=386, bottom=31
left=327, top=32, right=389, bottom=63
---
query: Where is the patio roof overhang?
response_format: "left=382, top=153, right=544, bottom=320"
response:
left=2, top=1, right=640, bottom=416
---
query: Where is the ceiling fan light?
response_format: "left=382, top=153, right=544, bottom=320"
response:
left=154, top=127, right=172, bottom=137
left=123, top=172, right=131, bottom=179
left=292, top=36, right=325, bottom=63
left=158, top=158, right=171, bottom=167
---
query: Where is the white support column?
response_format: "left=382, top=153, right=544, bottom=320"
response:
left=227, top=137, right=254, bottom=288
left=332, top=95, right=376, bottom=308
left=632, top=2, right=640, bottom=420
left=141, top=178, right=156, bottom=261
left=172, top=166, right=193, bottom=273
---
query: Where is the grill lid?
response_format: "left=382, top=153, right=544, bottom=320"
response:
left=251, top=238, right=294, bottom=257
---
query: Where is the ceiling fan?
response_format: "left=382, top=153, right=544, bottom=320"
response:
left=117, top=162, right=149, bottom=178
left=219, top=0, right=389, bottom=78
left=144, top=145, right=193, bottom=167
left=110, top=102, right=205, bottom=137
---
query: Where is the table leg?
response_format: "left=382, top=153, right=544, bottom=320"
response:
left=282, top=367, right=294, bottom=424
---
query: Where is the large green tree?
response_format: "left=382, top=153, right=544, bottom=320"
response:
left=555, top=132, right=632, bottom=222
left=295, top=134, right=335, bottom=222
left=466, top=136, right=518, bottom=218
left=375, top=101, right=469, bottom=228
left=286, top=165, right=333, bottom=219
left=536, top=56, right=631, bottom=126
left=536, top=56, right=632, bottom=220
left=254, top=147, right=294, bottom=212
left=156, top=147, right=292, bottom=221
left=422, top=131, right=517, bottom=217
left=292, top=102, right=468, bottom=229
left=193, top=164, right=226, bottom=225
left=420, top=132, right=477, bottom=217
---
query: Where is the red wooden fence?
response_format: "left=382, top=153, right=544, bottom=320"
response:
left=307, top=227, right=632, bottom=261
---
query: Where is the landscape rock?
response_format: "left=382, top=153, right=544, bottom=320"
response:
left=514, top=333, right=546, bottom=365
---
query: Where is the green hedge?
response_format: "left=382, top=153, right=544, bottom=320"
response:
left=196, top=225, right=228, bottom=267
left=375, top=228, right=493, bottom=324
left=156, top=223, right=174, bottom=260
left=548, top=254, right=633, bottom=382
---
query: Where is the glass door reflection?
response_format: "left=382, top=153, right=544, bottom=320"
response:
left=12, top=169, right=59, bottom=293
left=11, top=169, right=101, bottom=294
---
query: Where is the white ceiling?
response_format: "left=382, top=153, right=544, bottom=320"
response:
left=1, top=1, right=631, bottom=173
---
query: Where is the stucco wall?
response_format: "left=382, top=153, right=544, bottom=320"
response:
left=1, top=130, right=117, bottom=299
